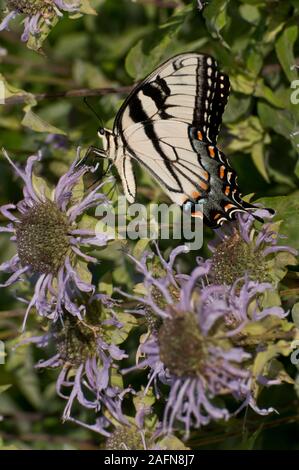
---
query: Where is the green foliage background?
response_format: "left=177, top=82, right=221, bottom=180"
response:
left=0, top=0, right=298, bottom=450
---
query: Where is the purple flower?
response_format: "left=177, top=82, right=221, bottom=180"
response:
left=45, top=133, right=70, bottom=150
left=119, top=246, right=281, bottom=437
left=208, top=209, right=298, bottom=286
left=0, top=149, right=110, bottom=329
left=0, top=1, right=80, bottom=42
left=23, top=294, right=129, bottom=435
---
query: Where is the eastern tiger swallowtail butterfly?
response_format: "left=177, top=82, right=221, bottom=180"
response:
left=80, top=53, right=270, bottom=228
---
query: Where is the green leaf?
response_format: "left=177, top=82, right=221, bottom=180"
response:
left=78, top=0, right=98, bottom=15
left=27, top=17, right=59, bottom=53
left=106, top=312, right=137, bottom=345
left=132, top=239, right=151, bottom=260
left=246, top=49, right=264, bottom=77
left=31, top=174, right=53, bottom=201
left=133, top=389, right=156, bottom=414
left=99, top=277, right=113, bottom=296
left=125, top=4, right=192, bottom=80
left=110, top=367, right=123, bottom=390
left=75, top=259, right=93, bottom=285
left=227, top=116, right=271, bottom=181
left=251, top=141, right=270, bottom=183
left=125, top=40, right=146, bottom=80
left=256, top=193, right=299, bottom=249
left=292, top=303, right=299, bottom=328
left=243, top=316, right=296, bottom=346
left=235, top=427, right=262, bottom=450
left=78, top=214, right=99, bottom=231
left=227, top=117, right=265, bottom=152
left=275, top=25, right=298, bottom=82
left=223, top=94, right=251, bottom=123
left=239, top=4, right=261, bottom=24
left=22, top=107, right=66, bottom=135
left=229, top=73, right=255, bottom=95
left=251, top=339, right=296, bottom=398
left=158, top=435, right=190, bottom=450
left=254, top=79, right=286, bottom=108
left=0, top=385, right=11, bottom=394
left=203, top=0, right=229, bottom=42
left=258, top=102, right=294, bottom=138
left=0, top=74, right=35, bottom=106
left=267, top=358, right=294, bottom=385
left=267, top=250, right=298, bottom=284
left=73, top=60, right=110, bottom=88
left=6, top=342, right=43, bottom=409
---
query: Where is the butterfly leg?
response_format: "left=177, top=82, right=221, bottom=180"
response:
left=76, top=146, right=106, bottom=168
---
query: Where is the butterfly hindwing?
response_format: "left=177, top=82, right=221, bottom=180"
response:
left=123, top=120, right=210, bottom=206
left=185, top=128, right=261, bottom=227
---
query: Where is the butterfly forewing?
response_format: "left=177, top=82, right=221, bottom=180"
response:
left=114, top=54, right=230, bottom=143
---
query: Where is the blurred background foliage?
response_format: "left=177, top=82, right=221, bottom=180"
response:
left=0, top=0, right=298, bottom=450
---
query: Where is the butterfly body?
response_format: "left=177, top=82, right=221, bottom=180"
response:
left=85, top=53, right=265, bottom=228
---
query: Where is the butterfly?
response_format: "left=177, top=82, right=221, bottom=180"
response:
left=80, top=53, right=269, bottom=228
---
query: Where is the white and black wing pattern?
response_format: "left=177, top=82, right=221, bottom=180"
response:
left=122, top=120, right=210, bottom=206
left=112, top=53, right=264, bottom=227
left=114, top=53, right=230, bottom=144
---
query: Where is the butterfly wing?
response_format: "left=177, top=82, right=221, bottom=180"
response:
left=122, top=120, right=208, bottom=204
left=114, top=53, right=230, bottom=144
left=113, top=53, right=260, bottom=227
left=122, top=120, right=258, bottom=227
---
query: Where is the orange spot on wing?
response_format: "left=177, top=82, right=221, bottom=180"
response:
left=219, top=165, right=226, bottom=179
left=199, top=180, right=209, bottom=191
left=191, top=191, right=201, bottom=199
left=201, top=170, right=209, bottom=180
left=197, top=131, right=203, bottom=141
left=208, top=146, right=215, bottom=158
left=225, top=185, right=230, bottom=196
left=214, top=213, right=221, bottom=220
left=224, top=203, right=235, bottom=212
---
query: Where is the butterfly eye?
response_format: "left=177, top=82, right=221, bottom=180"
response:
left=97, top=128, right=105, bottom=138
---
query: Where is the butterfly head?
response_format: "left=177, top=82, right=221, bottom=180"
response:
left=97, top=126, right=105, bottom=139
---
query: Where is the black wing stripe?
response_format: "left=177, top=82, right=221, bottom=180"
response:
left=117, top=54, right=230, bottom=146
left=174, top=161, right=209, bottom=190
left=129, top=95, right=148, bottom=123
left=142, top=81, right=170, bottom=119
left=143, top=124, right=183, bottom=191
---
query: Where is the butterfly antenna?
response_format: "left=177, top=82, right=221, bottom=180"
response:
left=83, top=97, right=105, bottom=130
